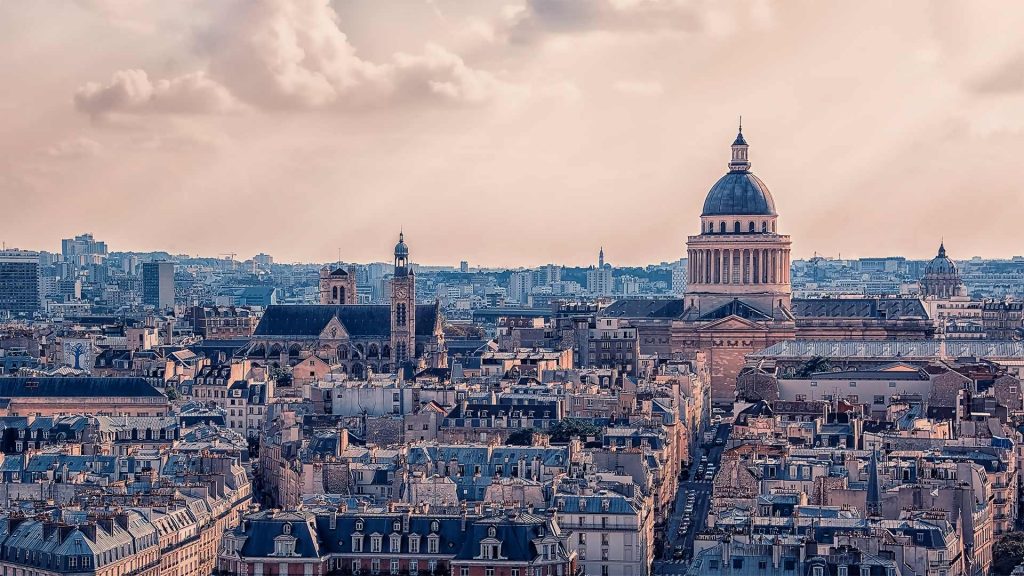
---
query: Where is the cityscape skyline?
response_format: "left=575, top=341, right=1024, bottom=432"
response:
left=3, top=1, right=1024, bottom=265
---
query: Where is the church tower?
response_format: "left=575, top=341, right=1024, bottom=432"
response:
left=319, top=265, right=357, bottom=304
left=390, top=232, right=416, bottom=367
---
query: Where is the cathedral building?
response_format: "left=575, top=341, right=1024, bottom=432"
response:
left=673, top=124, right=797, bottom=400
left=919, top=242, right=966, bottom=298
left=246, top=233, right=446, bottom=378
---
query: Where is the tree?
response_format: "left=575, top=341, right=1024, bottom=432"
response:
left=549, top=418, right=601, bottom=443
left=506, top=429, right=536, bottom=446
left=993, top=532, right=1024, bottom=576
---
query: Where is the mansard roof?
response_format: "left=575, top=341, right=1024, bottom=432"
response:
left=792, top=297, right=929, bottom=320
left=601, top=298, right=685, bottom=319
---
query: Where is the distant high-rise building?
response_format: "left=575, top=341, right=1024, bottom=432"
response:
left=142, top=261, right=175, bottom=309
left=460, top=260, right=469, bottom=273
left=0, top=250, right=41, bottom=316
left=509, top=271, right=534, bottom=304
left=253, top=253, right=274, bottom=267
left=587, top=266, right=613, bottom=296
left=61, top=233, right=108, bottom=267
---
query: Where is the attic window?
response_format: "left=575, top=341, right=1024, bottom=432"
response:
left=25, top=380, right=38, bottom=389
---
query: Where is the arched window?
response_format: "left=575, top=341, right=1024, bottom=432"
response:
left=719, top=222, right=726, bottom=233
left=762, top=221, right=768, bottom=233
left=748, top=221, right=755, bottom=233
left=332, top=286, right=338, bottom=300
left=338, top=287, right=345, bottom=302
left=734, top=221, right=741, bottom=233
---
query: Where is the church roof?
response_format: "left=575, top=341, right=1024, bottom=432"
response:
left=702, top=171, right=777, bottom=216
left=696, top=299, right=775, bottom=321
left=253, top=304, right=438, bottom=338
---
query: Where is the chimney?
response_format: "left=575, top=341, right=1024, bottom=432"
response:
left=79, top=523, right=97, bottom=542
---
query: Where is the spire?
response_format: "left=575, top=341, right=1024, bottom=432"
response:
left=866, top=450, right=881, bottom=517
left=599, top=246, right=605, bottom=268
left=729, top=118, right=750, bottom=171
left=937, top=239, right=946, bottom=258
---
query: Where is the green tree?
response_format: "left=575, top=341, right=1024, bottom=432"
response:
left=993, top=532, right=1024, bottom=576
left=549, top=418, right=601, bottom=443
left=506, top=429, right=536, bottom=446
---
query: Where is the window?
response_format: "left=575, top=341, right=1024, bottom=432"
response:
left=486, top=570, right=495, bottom=576
left=372, top=559, right=381, bottom=574
left=889, top=382, right=896, bottom=388
left=849, top=381, right=857, bottom=388
left=749, top=222, right=755, bottom=233
left=392, top=560, right=401, bottom=574
left=461, top=569, right=470, bottom=576
left=795, top=394, right=807, bottom=402
left=391, top=534, right=402, bottom=552
left=873, top=395, right=885, bottom=405
left=784, top=560, right=795, bottom=571
left=410, top=561, right=419, bottom=575
left=428, top=536, right=439, bottom=554
left=353, top=536, right=364, bottom=552
left=579, top=533, right=586, bottom=544
left=734, top=222, right=741, bottom=233
left=733, top=559, right=744, bottom=570
left=372, top=535, right=383, bottom=552
left=847, top=395, right=859, bottom=403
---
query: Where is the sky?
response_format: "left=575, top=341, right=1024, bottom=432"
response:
left=2, top=0, right=1024, bottom=267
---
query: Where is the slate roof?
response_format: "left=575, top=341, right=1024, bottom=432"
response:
left=601, top=299, right=685, bottom=319
left=698, top=299, right=774, bottom=321
left=792, top=298, right=928, bottom=320
left=751, top=340, right=1024, bottom=359
left=253, top=304, right=438, bottom=338
left=0, top=377, right=164, bottom=398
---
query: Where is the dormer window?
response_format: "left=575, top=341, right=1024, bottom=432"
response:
left=427, top=535, right=440, bottom=554
left=371, top=535, right=383, bottom=553
left=431, top=521, right=440, bottom=533
left=390, top=534, right=402, bottom=553
left=355, top=519, right=364, bottom=532
left=352, top=535, right=364, bottom=553
left=394, top=520, right=402, bottom=532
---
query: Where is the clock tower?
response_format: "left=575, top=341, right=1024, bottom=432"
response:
left=390, top=232, right=416, bottom=367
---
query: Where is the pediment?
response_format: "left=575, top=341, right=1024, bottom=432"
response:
left=319, top=316, right=349, bottom=341
left=697, top=315, right=768, bottom=332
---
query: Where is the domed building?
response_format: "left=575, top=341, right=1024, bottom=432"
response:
left=920, top=242, right=966, bottom=298
left=675, top=124, right=796, bottom=400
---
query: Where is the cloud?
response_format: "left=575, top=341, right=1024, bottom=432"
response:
left=74, top=0, right=521, bottom=115
left=969, top=54, right=1024, bottom=94
left=614, top=80, right=664, bottom=96
left=499, top=0, right=703, bottom=43
left=45, top=137, right=104, bottom=159
left=74, top=69, right=238, bottom=117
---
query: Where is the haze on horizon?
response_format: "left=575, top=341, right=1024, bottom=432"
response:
left=2, top=0, right=1024, bottom=268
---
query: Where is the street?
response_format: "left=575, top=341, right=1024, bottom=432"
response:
left=652, top=422, right=731, bottom=575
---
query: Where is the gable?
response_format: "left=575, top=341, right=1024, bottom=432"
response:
left=319, top=317, right=349, bottom=341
